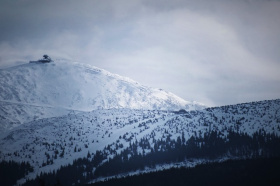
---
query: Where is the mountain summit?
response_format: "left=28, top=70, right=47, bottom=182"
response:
left=0, top=60, right=204, bottom=131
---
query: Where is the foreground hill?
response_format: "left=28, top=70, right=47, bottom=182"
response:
left=91, top=157, right=280, bottom=186
left=0, top=61, right=204, bottom=131
left=0, top=99, right=279, bottom=185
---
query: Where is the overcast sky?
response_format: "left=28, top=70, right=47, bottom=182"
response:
left=1, top=0, right=280, bottom=107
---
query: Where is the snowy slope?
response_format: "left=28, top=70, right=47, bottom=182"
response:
left=0, top=99, right=279, bottom=183
left=0, top=101, right=73, bottom=132
left=0, top=61, right=204, bottom=131
left=3, top=60, right=279, bottom=185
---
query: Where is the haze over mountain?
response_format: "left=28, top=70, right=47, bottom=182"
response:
left=0, top=60, right=204, bottom=132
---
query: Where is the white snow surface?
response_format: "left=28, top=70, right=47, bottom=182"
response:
left=0, top=61, right=205, bottom=131
left=1, top=60, right=279, bottom=185
left=0, top=99, right=279, bottom=184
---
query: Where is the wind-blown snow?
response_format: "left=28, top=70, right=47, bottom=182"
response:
left=0, top=61, right=205, bottom=131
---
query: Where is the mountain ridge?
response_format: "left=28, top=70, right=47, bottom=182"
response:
left=1, top=60, right=279, bottom=185
left=0, top=99, right=279, bottom=184
left=0, top=60, right=205, bottom=131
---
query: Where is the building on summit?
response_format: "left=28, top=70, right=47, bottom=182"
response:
left=30, top=55, right=53, bottom=63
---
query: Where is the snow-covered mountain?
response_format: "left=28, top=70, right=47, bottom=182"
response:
left=0, top=99, right=279, bottom=185
left=1, top=59, right=279, bottom=185
left=0, top=60, right=204, bottom=131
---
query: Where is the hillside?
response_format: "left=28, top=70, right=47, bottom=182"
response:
left=90, top=157, right=280, bottom=186
left=0, top=61, right=204, bottom=132
left=0, top=99, right=279, bottom=185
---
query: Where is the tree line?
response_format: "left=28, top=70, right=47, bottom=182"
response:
left=0, top=160, right=33, bottom=186
left=24, top=129, right=280, bottom=185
